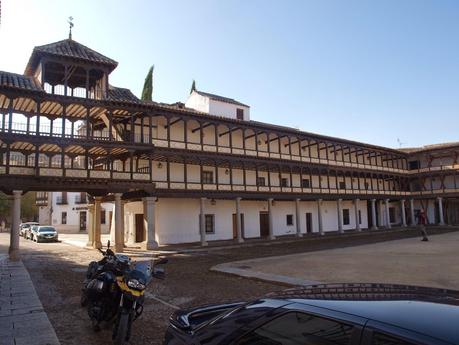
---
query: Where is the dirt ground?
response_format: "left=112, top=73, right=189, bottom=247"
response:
left=0, top=227, right=455, bottom=345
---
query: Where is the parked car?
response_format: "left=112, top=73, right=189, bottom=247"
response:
left=164, top=283, right=459, bottom=345
left=29, top=225, right=59, bottom=243
left=19, top=222, right=39, bottom=237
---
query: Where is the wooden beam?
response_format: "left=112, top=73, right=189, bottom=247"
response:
left=191, top=122, right=213, bottom=133
left=219, top=127, right=240, bottom=137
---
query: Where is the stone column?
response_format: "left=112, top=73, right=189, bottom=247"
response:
left=121, top=200, right=126, bottom=247
left=400, top=199, right=407, bottom=227
left=235, top=197, right=244, bottom=243
left=114, top=193, right=124, bottom=252
left=354, top=198, right=361, bottom=231
left=86, top=204, right=95, bottom=247
left=437, top=197, right=445, bottom=225
left=317, top=199, right=324, bottom=235
left=337, top=198, right=343, bottom=233
left=409, top=198, right=416, bottom=226
left=144, top=196, right=159, bottom=249
left=371, top=199, right=378, bottom=230
left=93, top=197, right=102, bottom=249
left=9, top=190, right=22, bottom=260
left=199, top=197, right=208, bottom=246
left=385, top=199, right=391, bottom=229
left=295, top=198, right=302, bottom=237
left=268, top=198, right=275, bottom=240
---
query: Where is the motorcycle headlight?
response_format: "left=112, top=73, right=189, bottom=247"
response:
left=127, top=279, right=146, bottom=291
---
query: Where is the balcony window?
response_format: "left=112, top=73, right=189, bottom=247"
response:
left=257, top=177, right=266, bottom=186
left=202, top=171, right=214, bottom=184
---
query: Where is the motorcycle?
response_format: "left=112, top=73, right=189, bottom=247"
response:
left=81, top=241, right=167, bottom=345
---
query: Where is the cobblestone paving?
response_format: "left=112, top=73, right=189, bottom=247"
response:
left=0, top=227, right=455, bottom=345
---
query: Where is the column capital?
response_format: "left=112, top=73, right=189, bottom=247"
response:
left=268, top=198, right=274, bottom=201
left=200, top=197, right=207, bottom=201
left=371, top=198, right=376, bottom=202
left=12, top=190, right=22, bottom=196
left=317, top=198, right=323, bottom=202
left=437, top=196, right=443, bottom=201
left=236, top=197, right=242, bottom=201
left=94, top=196, right=103, bottom=202
left=114, top=193, right=122, bottom=200
left=337, top=198, right=342, bottom=202
left=295, top=198, right=301, bottom=202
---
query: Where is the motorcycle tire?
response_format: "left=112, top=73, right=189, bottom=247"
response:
left=112, top=312, right=130, bottom=345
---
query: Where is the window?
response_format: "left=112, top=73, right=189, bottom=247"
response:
left=236, top=108, right=244, bottom=120
left=343, top=209, right=350, bottom=225
left=372, top=332, right=417, bottom=345
left=339, top=181, right=346, bottom=189
left=101, top=210, right=106, bottom=224
left=389, top=207, right=395, bottom=223
left=408, top=160, right=420, bottom=170
left=257, top=177, right=266, bottom=186
left=302, top=179, right=310, bottom=188
left=61, top=212, right=67, bottom=225
left=286, top=214, right=294, bottom=226
left=236, top=311, right=353, bottom=345
left=205, top=214, right=215, bottom=234
left=281, top=178, right=289, bottom=187
left=202, top=171, right=214, bottom=184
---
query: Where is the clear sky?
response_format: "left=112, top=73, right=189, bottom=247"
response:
left=1, top=0, right=458, bottom=148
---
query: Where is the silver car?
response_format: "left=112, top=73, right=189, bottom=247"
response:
left=30, top=225, right=59, bottom=243
left=19, top=222, right=39, bottom=237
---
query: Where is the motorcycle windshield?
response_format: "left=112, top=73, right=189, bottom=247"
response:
left=133, top=261, right=152, bottom=284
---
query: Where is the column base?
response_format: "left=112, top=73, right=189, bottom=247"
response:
left=371, top=226, right=378, bottom=231
left=268, top=235, right=276, bottom=241
left=143, top=240, right=159, bottom=250
left=319, top=231, right=324, bottom=236
left=93, top=241, right=102, bottom=250
left=296, top=233, right=303, bottom=238
left=200, top=241, right=208, bottom=247
left=86, top=241, right=94, bottom=247
left=236, top=237, right=245, bottom=243
left=356, top=228, right=361, bottom=232
left=115, top=243, right=124, bottom=253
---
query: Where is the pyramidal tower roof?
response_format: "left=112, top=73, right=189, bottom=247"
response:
left=25, top=38, right=118, bottom=75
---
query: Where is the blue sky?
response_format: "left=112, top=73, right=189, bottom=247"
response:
left=1, top=0, right=458, bottom=148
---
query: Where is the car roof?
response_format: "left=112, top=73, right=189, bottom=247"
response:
left=270, top=283, right=459, bottom=344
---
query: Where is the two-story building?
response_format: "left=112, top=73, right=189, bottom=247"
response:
left=1, top=36, right=457, bottom=255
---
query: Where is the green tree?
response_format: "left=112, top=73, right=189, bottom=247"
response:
left=21, top=192, right=38, bottom=222
left=190, top=79, right=196, bottom=94
left=141, top=65, right=154, bottom=101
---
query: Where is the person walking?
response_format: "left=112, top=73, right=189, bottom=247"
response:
left=419, top=208, right=429, bottom=241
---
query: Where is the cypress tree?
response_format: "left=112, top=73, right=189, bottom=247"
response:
left=141, top=65, right=154, bottom=101
left=190, top=79, right=196, bottom=94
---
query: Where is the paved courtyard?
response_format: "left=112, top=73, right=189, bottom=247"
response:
left=0, top=227, right=457, bottom=344
left=213, top=231, right=459, bottom=289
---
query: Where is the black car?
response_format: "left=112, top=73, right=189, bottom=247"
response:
left=164, top=283, right=459, bottom=345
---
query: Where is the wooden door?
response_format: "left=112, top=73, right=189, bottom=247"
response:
left=135, top=214, right=145, bottom=242
left=259, top=212, right=269, bottom=237
left=305, top=212, right=313, bottom=233
left=79, top=212, right=87, bottom=232
left=232, top=213, right=245, bottom=239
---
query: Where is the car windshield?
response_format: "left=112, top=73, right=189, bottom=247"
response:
left=39, top=227, right=56, bottom=232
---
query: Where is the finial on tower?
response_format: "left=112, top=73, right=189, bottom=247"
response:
left=68, top=16, right=74, bottom=40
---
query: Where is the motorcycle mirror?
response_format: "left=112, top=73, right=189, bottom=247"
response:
left=155, top=257, right=168, bottom=265
left=107, top=240, right=110, bottom=249
left=152, top=267, right=165, bottom=280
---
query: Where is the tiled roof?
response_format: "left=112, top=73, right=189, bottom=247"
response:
left=400, top=142, right=459, bottom=154
left=0, top=71, right=43, bottom=92
left=25, top=39, right=118, bottom=75
left=106, top=86, right=140, bottom=103
left=194, top=90, right=249, bottom=107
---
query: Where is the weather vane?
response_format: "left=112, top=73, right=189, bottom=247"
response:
left=68, top=16, right=74, bottom=39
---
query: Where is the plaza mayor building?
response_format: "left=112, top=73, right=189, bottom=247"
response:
left=1, top=36, right=458, bottom=254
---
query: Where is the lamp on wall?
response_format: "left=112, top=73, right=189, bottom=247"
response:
left=257, top=140, right=262, bottom=146
left=157, top=162, right=163, bottom=169
left=210, top=199, right=216, bottom=205
left=225, top=168, right=230, bottom=175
